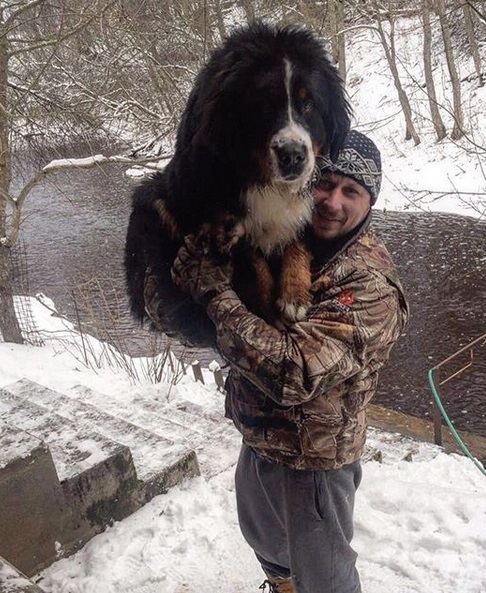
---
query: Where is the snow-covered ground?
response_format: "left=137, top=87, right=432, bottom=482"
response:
left=0, top=296, right=485, bottom=593
left=347, top=18, right=486, bottom=220
left=1, top=15, right=486, bottom=593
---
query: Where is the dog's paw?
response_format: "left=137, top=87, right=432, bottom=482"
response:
left=276, top=298, right=309, bottom=322
left=224, top=220, right=245, bottom=252
left=213, top=217, right=245, bottom=255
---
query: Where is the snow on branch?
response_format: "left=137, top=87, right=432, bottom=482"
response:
left=1, top=152, right=172, bottom=248
left=42, top=153, right=169, bottom=173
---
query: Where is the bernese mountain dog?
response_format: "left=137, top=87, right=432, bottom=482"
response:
left=124, top=22, right=351, bottom=347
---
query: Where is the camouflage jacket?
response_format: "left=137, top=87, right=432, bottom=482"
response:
left=206, top=223, right=409, bottom=470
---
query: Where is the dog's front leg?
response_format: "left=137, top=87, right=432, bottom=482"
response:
left=277, top=241, right=312, bottom=322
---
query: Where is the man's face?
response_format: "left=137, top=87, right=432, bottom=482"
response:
left=311, top=172, right=371, bottom=240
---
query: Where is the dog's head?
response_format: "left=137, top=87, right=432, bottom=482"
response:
left=178, top=22, right=351, bottom=192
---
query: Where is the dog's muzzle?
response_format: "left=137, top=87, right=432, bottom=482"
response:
left=273, top=139, right=309, bottom=179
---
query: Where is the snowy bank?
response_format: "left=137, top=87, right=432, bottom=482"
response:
left=0, top=297, right=485, bottom=593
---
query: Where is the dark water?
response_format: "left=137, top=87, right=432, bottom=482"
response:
left=372, top=211, right=486, bottom=438
left=14, top=160, right=486, bottom=438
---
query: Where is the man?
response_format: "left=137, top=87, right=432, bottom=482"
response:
left=170, top=131, right=409, bottom=593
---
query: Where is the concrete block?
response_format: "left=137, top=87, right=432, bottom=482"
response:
left=60, top=443, right=141, bottom=549
left=143, top=447, right=200, bottom=501
left=0, top=556, right=47, bottom=592
left=0, top=380, right=202, bottom=574
left=0, top=423, right=67, bottom=577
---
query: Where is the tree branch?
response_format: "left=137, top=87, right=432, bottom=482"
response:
left=8, top=2, right=116, bottom=58
left=0, top=153, right=172, bottom=248
left=4, top=0, right=47, bottom=29
left=466, top=1, right=486, bottom=25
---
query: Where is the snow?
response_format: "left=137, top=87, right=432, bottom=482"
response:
left=1, top=15, right=486, bottom=593
left=0, top=297, right=484, bottom=593
left=346, top=19, right=486, bottom=220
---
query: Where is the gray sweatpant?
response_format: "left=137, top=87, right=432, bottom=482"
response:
left=235, top=444, right=362, bottom=593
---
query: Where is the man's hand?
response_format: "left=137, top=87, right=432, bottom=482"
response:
left=171, top=230, right=233, bottom=307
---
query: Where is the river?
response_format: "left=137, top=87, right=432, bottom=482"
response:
left=13, top=151, right=486, bottom=438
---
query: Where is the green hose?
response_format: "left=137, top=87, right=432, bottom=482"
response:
left=427, top=369, right=486, bottom=477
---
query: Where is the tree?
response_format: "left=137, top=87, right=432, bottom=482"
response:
left=328, top=0, right=346, bottom=81
left=462, top=1, right=483, bottom=87
left=0, top=0, right=130, bottom=343
left=435, top=0, right=464, bottom=140
left=422, top=0, right=447, bottom=140
left=350, top=0, right=421, bottom=144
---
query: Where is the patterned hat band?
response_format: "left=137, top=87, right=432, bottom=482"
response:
left=313, top=131, right=382, bottom=205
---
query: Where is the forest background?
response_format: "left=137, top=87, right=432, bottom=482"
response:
left=0, top=0, right=485, bottom=345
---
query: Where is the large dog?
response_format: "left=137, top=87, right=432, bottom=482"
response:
left=125, top=22, right=350, bottom=347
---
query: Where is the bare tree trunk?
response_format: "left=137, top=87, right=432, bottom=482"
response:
left=435, top=0, right=464, bottom=140
left=466, top=0, right=486, bottom=28
left=0, top=246, right=22, bottom=343
left=213, top=0, right=227, bottom=40
left=376, top=14, right=420, bottom=144
left=0, top=20, right=23, bottom=343
left=336, top=1, right=346, bottom=83
left=462, top=1, right=483, bottom=86
left=422, top=0, right=446, bottom=140
left=328, top=0, right=346, bottom=82
left=239, top=0, right=255, bottom=23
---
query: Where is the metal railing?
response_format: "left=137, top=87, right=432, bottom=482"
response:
left=427, top=332, right=486, bottom=476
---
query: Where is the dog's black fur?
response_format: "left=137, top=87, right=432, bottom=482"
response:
left=125, top=22, right=351, bottom=347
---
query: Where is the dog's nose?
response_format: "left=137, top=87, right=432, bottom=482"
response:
left=273, top=140, right=308, bottom=178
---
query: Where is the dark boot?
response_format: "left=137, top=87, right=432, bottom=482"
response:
left=260, top=574, right=295, bottom=593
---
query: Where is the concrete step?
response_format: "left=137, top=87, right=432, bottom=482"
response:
left=0, top=379, right=200, bottom=577
left=2, top=379, right=200, bottom=498
left=0, top=423, right=67, bottom=577
left=6, top=379, right=180, bottom=483
left=70, top=384, right=225, bottom=438
left=0, top=388, right=140, bottom=569
left=0, top=556, right=47, bottom=592
left=0, top=387, right=130, bottom=482
left=67, top=384, right=240, bottom=478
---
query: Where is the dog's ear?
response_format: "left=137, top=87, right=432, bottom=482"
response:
left=326, top=88, right=351, bottom=163
left=194, top=50, right=243, bottom=150
left=313, top=57, right=351, bottom=162
left=175, top=49, right=241, bottom=152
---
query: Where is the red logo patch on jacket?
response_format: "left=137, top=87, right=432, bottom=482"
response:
left=338, top=289, right=355, bottom=307
left=329, top=289, right=355, bottom=313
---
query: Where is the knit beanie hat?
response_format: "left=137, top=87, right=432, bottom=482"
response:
left=314, top=130, right=382, bottom=205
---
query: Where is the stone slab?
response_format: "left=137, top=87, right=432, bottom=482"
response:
left=4, top=379, right=191, bottom=483
left=0, top=557, right=46, bottom=592
left=368, top=403, right=486, bottom=463
left=68, top=385, right=236, bottom=478
left=0, top=424, right=67, bottom=576
left=0, top=388, right=130, bottom=482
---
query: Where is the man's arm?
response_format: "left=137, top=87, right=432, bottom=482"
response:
left=205, top=270, right=404, bottom=406
left=171, top=233, right=407, bottom=407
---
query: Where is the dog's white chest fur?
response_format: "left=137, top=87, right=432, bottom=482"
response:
left=242, top=185, right=313, bottom=256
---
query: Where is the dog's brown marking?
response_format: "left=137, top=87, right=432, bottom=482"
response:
left=251, top=250, right=275, bottom=319
left=277, top=241, right=313, bottom=321
left=297, top=88, right=308, bottom=101
left=154, top=199, right=181, bottom=240
left=251, top=148, right=275, bottom=184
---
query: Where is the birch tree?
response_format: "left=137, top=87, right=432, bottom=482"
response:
left=422, top=0, right=446, bottom=140
left=462, top=1, right=483, bottom=87
left=435, top=0, right=464, bottom=140
left=0, top=0, right=132, bottom=343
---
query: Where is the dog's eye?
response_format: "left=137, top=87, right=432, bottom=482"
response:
left=301, top=99, right=314, bottom=114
